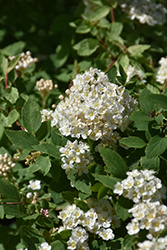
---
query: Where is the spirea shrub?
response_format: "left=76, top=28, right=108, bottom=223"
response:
left=1, top=1, right=167, bottom=250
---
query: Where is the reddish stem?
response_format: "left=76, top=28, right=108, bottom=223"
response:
left=1, top=201, right=22, bottom=205
left=5, top=73, right=8, bottom=90
left=98, top=32, right=111, bottom=53
left=16, top=121, right=25, bottom=131
left=111, top=7, right=115, bottom=22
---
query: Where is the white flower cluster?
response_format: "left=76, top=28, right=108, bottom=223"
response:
left=9, top=51, right=38, bottom=72
left=36, top=78, right=53, bottom=96
left=118, top=0, right=167, bottom=26
left=114, top=169, right=167, bottom=239
left=114, top=169, right=165, bottom=203
left=59, top=140, right=94, bottom=176
left=125, top=65, right=146, bottom=83
left=51, top=67, right=137, bottom=148
left=41, top=109, right=53, bottom=122
left=38, top=242, right=51, bottom=250
left=58, top=199, right=120, bottom=250
left=0, top=153, right=16, bottom=180
left=138, top=236, right=167, bottom=250
left=156, top=57, right=167, bottom=84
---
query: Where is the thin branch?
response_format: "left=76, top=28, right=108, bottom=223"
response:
left=111, top=6, right=115, bottom=22
left=5, top=73, right=8, bottom=90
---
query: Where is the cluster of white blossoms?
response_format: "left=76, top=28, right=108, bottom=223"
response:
left=51, top=67, right=137, bottom=148
left=9, top=51, right=38, bottom=72
left=114, top=169, right=166, bottom=203
left=125, top=65, right=146, bottom=83
left=114, top=169, right=167, bottom=240
left=59, top=140, right=94, bottom=176
left=138, top=236, right=167, bottom=250
left=58, top=199, right=120, bottom=250
left=118, top=0, right=167, bottom=26
left=36, top=78, right=53, bottom=96
left=0, top=153, right=16, bottom=180
left=41, top=109, right=53, bottom=122
left=156, top=57, right=167, bottom=84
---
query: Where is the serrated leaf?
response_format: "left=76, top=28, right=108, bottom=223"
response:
left=61, top=191, right=75, bottom=204
left=110, top=22, right=123, bottom=36
left=35, top=121, right=51, bottom=141
left=73, top=38, right=99, bottom=56
left=140, top=156, right=160, bottom=173
left=146, top=94, right=167, bottom=110
left=51, top=240, right=65, bottom=250
left=127, top=44, right=150, bottom=56
left=6, top=54, right=20, bottom=74
left=69, top=169, right=92, bottom=195
left=22, top=98, right=41, bottom=135
left=20, top=225, right=42, bottom=250
left=130, top=111, right=152, bottom=121
left=139, top=89, right=155, bottom=114
left=97, top=185, right=108, bottom=199
left=120, top=136, right=146, bottom=148
left=145, top=135, right=167, bottom=158
left=5, top=130, right=39, bottom=151
left=0, top=179, right=20, bottom=201
left=93, top=174, right=121, bottom=190
left=51, top=126, right=68, bottom=146
left=99, top=147, right=128, bottom=179
left=107, top=65, right=117, bottom=83
left=28, top=155, right=51, bottom=176
left=74, top=198, right=89, bottom=212
left=1, top=41, right=25, bottom=56
left=5, top=87, right=19, bottom=104
left=7, top=109, right=20, bottom=126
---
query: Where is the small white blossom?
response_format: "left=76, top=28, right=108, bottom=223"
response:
left=28, top=180, right=41, bottom=190
left=38, top=242, right=51, bottom=250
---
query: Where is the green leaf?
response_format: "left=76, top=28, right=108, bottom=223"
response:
left=127, top=44, right=150, bottom=56
left=51, top=240, right=65, bottom=250
left=35, top=121, right=51, bottom=141
left=22, top=98, right=41, bottom=135
left=97, top=185, right=108, bottom=199
left=118, top=64, right=127, bottom=84
left=0, top=179, right=20, bottom=201
left=20, top=225, right=42, bottom=250
left=99, top=147, right=128, bottom=179
left=93, top=174, right=121, bottom=190
left=61, top=191, right=75, bottom=204
left=120, top=136, right=146, bottom=148
left=145, top=135, right=167, bottom=158
left=73, top=38, right=99, bottom=56
left=51, top=126, right=68, bottom=146
left=130, top=111, right=152, bottom=121
left=83, top=5, right=110, bottom=22
left=158, top=227, right=167, bottom=238
left=115, top=197, right=133, bottom=221
left=28, top=155, right=51, bottom=176
left=107, top=65, right=117, bottom=83
left=110, top=22, right=123, bottom=36
left=140, top=156, right=160, bottom=173
left=139, top=89, right=155, bottom=114
left=1, top=41, right=25, bottom=56
left=76, top=24, right=91, bottom=34
left=0, top=205, right=4, bottom=219
left=5, top=130, right=39, bottom=151
left=33, top=143, right=61, bottom=159
left=7, top=109, right=20, bottom=126
left=6, top=54, right=20, bottom=74
left=74, top=198, right=90, bottom=212
left=146, top=94, right=167, bottom=110
left=0, top=53, right=8, bottom=76
left=4, top=87, right=19, bottom=104
left=69, top=169, right=92, bottom=195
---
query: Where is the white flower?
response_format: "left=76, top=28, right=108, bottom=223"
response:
left=71, top=227, right=89, bottom=243
left=28, top=180, right=41, bottom=190
left=38, top=242, right=51, bottom=250
left=98, top=228, right=115, bottom=240
left=126, top=220, right=140, bottom=235
left=26, top=192, right=33, bottom=199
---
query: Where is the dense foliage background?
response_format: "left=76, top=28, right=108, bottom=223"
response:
left=1, top=0, right=167, bottom=249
